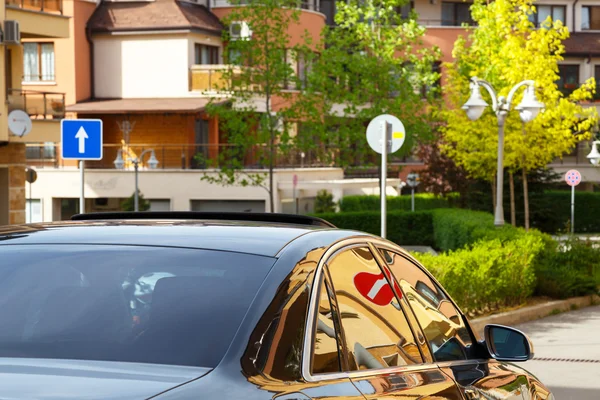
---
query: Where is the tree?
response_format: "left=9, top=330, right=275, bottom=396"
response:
left=121, top=190, right=150, bottom=212
left=442, top=0, right=598, bottom=229
left=314, top=190, right=337, bottom=213
left=203, top=0, right=320, bottom=212
left=299, top=0, right=442, bottom=168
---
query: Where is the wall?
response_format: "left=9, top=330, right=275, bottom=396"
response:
left=33, top=168, right=344, bottom=220
left=0, top=143, right=26, bottom=224
left=94, top=34, right=190, bottom=98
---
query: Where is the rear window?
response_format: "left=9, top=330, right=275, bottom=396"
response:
left=0, top=245, right=274, bottom=368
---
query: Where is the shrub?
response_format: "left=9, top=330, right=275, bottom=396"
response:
left=534, top=236, right=600, bottom=299
left=431, top=209, right=520, bottom=251
left=121, top=190, right=151, bottom=212
left=413, top=233, right=542, bottom=313
left=314, top=190, right=337, bottom=213
left=533, top=191, right=600, bottom=233
left=314, top=210, right=435, bottom=247
left=338, top=193, right=457, bottom=213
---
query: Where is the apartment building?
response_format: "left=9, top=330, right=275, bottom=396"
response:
left=0, top=0, right=72, bottom=224
left=15, top=0, right=600, bottom=222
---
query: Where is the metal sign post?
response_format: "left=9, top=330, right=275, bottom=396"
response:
left=565, top=169, right=581, bottom=234
left=25, top=167, right=37, bottom=223
left=61, top=119, right=103, bottom=216
left=366, top=114, right=406, bottom=239
left=293, top=174, right=298, bottom=214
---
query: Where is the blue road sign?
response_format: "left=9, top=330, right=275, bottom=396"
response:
left=61, top=119, right=103, bottom=160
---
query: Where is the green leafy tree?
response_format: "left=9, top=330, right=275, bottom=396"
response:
left=121, top=190, right=151, bottom=212
left=203, top=0, right=319, bottom=212
left=442, top=0, right=598, bottom=229
left=299, top=0, right=442, bottom=167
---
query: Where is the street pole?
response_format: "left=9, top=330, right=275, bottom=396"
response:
left=494, top=111, right=507, bottom=226
left=380, top=121, right=390, bottom=239
left=28, top=181, right=32, bottom=223
left=134, top=160, right=139, bottom=212
left=79, top=160, right=85, bottom=214
left=411, top=188, right=415, bottom=212
left=571, top=184, right=575, bottom=234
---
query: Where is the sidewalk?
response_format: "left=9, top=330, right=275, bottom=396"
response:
left=470, top=294, right=600, bottom=338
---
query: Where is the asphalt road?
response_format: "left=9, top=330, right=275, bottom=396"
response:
left=514, top=304, right=600, bottom=400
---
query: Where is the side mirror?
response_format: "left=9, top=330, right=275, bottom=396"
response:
left=484, top=324, right=534, bottom=362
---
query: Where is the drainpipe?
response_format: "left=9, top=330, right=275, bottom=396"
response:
left=86, top=24, right=95, bottom=99
left=573, top=0, right=579, bottom=33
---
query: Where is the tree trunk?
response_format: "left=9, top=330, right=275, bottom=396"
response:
left=522, top=168, right=530, bottom=231
left=509, top=171, right=516, bottom=226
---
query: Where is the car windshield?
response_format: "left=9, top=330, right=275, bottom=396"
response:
left=0, top=245, right=274, bottom=368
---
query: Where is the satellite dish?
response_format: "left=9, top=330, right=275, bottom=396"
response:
left=8, top=110, right=32, bottom=137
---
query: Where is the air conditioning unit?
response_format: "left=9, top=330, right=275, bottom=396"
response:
left=4, top=21, right=20, bottom=44
left=229, top=21, right=251, bottom=40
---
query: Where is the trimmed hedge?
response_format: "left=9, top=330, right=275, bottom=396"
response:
left=339, top=193, right=457, bottom=213
left=532, top=191, right=600, bottom=233
left=415, top=235, right=542, bottom=313
left=315, top=210, right=435, bottom=247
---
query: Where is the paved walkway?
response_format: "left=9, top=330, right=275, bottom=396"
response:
left=515, top=305, right=600, bottom=400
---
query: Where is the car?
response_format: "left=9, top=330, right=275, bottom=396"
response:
left=0, top=211, right=552, bottom=400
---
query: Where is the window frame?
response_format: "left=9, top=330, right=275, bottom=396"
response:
left=441, top=1, right=474, bottom=26
left=22, top=42, right=55, bottom=83
left=529, top=4, right=566, bottom=27
left=194, top=43, right=220, bottom=65
left=582, top=5, right=600, bottom=30
left=302, top=239, right=444, bottom=383
left=374, top=245, right=483, bottom=366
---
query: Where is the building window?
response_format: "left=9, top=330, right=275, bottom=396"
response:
left=557, top=65, right=579, bottom=96
left=23, top=42, right=55, bottom=82
left=195, top=44, right=219, bottom=65
left=582, top=6, right=600, bottom=30
left=320, top=0, right=336, bottom=25
left=528, top=5, right=566, bottom=27
left=422, top=61, right=442, bottom=98
left=441, top=2, right=474, bottom=26
left=395, top=1, right=414, bottom=19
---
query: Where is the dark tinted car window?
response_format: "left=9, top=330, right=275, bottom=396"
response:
left=327, top=247, right=423, bottom=370
left=0, top=245, right=274, bottom=368
left=379, top=249, right=474, bottom=362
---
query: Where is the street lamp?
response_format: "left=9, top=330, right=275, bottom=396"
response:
left=114, top=148, right=159, bottom=211
left=587, top=141, right=600, bottom=166
left=406, top=172, right=420, bottom=212
left=462, top=77, right=544, bottom=226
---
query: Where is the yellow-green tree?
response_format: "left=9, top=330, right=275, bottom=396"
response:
left=442, top=0, right=598, bottom=229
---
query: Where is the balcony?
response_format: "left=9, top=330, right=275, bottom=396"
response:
left=6, top=0, right=62, bottom=14
left=8, top=89, right=65, bottom=143
left=6, top=0, right=69, bottom=39
left=190, top=65, right=261, bottom=93
left=23, top=142, right=396, bottom=170
left=8, top=89, right=65, bottom=119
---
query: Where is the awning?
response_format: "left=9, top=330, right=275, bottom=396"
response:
left=66, top=98, right=225, bottom=114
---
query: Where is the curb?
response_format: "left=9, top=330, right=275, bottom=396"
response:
left=470, top=294, right=600, bottom=338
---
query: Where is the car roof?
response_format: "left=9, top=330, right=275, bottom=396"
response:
left=0, top=220, right=334, bottom=257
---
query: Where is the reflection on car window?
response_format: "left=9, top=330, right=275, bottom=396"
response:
left=312, top=269, right=342, bottom=374
left=379, top=249, right=474, bottom=362
left=327, top=247, right=423, bottom=371
left=0, top=245, right=274, bottom=368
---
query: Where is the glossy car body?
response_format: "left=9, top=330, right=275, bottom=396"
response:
left=0, top=213, right=552, bottom=400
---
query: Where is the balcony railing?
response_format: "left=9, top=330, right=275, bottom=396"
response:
left=24, top=143, right=403, bottom=170
left=189, top=65, right=261, bottom=93
left=416, top=18, right=476, bottom=27
left=6, top=0, right=62, bottom=14
left=209, top=0, right=319, bottom=11
left=8, top=89, right=66, bottom=120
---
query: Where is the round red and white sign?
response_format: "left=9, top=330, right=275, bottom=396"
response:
left=565, top=170, right=581, bottom=187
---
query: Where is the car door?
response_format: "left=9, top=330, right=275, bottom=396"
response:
left=304, top=241, right=464, bottom=399
left=376, top=245, right=541, bottom=400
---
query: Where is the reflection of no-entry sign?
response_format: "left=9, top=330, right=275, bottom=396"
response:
left=354, top=269, right=401, bottom=306
left=565, top=169, right=581, bottom=234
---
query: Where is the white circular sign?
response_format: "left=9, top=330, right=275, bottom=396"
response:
left=565, top=169, right=581, bottom=187
left=8, top=110, right=32, bottom=137
left=366, top=114, right=406, bottom=154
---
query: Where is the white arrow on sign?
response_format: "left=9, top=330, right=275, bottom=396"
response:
left=75, top=126, right=88, bottom=154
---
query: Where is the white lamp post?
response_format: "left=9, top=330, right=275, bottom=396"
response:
left=462, top=77, right=544, bottom=226
left=587, top=140, right=600, bottom=166
left=114, top=149, right=159, bottom=211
